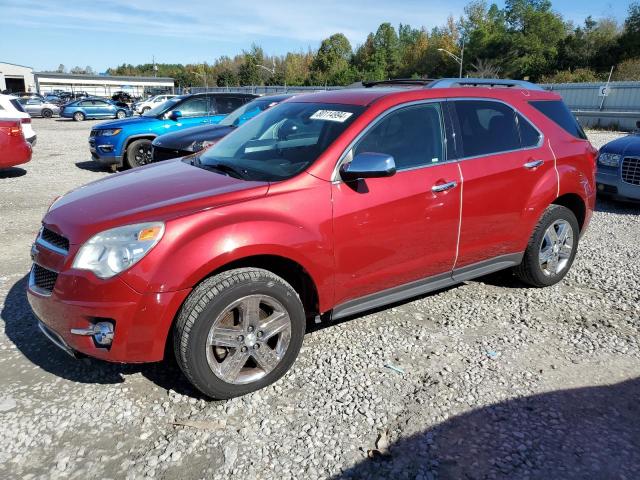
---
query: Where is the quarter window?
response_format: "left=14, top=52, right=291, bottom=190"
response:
left=354, top=103, right=445, bottom=170
left=529, top=100, right=587, bottom=140
left=453, top=100, right=520, bottom=157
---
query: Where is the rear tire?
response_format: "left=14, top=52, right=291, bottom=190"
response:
left=514, top=204, right=579, bottom=287
left=126, top=139, right=153, bottom=168
left=73, top=111, right=85, bottom=122
left=173, top=268, right=306, bottom=399
left=42, top=109, right=53, bottom=118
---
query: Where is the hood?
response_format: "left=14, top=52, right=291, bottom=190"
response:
left=95, top=115, right=158, bottom=129
left=152, top=124, right=234, bottom=150
left=45, top=159, right=268, bottom=244
left=600, top=134, right=640, bottom=156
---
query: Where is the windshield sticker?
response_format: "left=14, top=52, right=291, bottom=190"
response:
left=310, top=110, right=353, bottom=123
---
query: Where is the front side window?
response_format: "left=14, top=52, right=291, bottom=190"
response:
left=143, top=97, right=182, bottom=117
left=354, top=103, right=445, bottom=169
left=454, top=100, right=521, bottom=157
left=197, top=102, right=363, bottom=182
left=176, top=96, right=209, bottom=117
left=517, top=114, right=541, bottom=147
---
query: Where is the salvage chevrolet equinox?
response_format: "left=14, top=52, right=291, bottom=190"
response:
left=28, top=78, right=596, bottom=399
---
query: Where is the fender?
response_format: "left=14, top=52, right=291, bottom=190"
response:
left=120, top=178, right=335, bottom=312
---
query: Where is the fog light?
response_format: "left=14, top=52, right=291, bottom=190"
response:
left=70, top=321, right=114, bottom=346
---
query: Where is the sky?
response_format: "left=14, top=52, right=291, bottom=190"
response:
left=0, top=0, right=633, bottom=73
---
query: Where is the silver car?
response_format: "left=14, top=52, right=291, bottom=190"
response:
left=17, top=98, right=60, bottom=118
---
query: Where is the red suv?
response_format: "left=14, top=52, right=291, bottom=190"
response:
left=28, top=79, right=596, bottom=399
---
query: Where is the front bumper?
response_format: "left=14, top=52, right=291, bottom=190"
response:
left=27, top=249, right=191, bottom=363
left=89, top=137, right=124, bottom=167
left=596, top=169, right=640, bottom=201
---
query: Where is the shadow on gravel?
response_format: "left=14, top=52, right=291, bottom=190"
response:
left=0, top=167, right=27, bottom=178
left=75, top=160, right=110, bottom=172
left=1, top=275, right=204, bottom=398
left=337, top=378, right=640, bottom=480
left=596, top=196, right=640, bottom=214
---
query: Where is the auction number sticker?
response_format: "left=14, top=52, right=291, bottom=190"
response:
left=310, top=110, right=353, bottom=122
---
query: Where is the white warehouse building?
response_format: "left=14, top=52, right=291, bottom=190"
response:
left=1, top=62, right=174, bottom=97
left=35, top=72, right=174, bottom=97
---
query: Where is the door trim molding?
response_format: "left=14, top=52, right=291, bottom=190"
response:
left=331, top=253, right=523, bottom=320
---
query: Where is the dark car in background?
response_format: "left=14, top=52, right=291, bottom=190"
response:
left=597, top=122, right=640, bottom=201
left=151, top=94, right=294, bottom=162
left=112, top=91, right=134, bottom=104
left=60, top=97, right=133, bottom=121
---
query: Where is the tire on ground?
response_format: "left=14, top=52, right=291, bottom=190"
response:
left=173, top=267, right=306, bottom=399
left=514, top=204, right=580, bottom=287
left=125, top=138, right=153, bottom=168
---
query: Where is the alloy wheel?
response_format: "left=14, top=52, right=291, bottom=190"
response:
left=539, top=219, right=573, bottom=276
left=205, top=294, right=292, bottom=385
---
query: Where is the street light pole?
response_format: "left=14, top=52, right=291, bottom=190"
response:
left=438, top=38, right=465, bottom=78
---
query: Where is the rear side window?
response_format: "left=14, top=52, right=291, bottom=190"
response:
left=216, top=97, right=246, bottom=114
left=355, top=103, right=445, bottom=169
left=529, top=100, right=587, bottom=140
left=453, top=100, right=520, bottom=157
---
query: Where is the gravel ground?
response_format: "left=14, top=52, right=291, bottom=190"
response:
left=0, top=120, right=639, bottom=480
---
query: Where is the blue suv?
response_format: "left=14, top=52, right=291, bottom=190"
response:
left=89, top=93, right=257, bottom=169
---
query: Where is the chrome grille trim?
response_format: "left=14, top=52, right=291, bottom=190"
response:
left=29, top=264, right=58, bottom=296
left=37, top=227, right=69, bottom=255
left=622, top=157, right=640, bottom=186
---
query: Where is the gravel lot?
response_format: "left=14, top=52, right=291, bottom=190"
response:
left=1, top=120, right=639, bottom=479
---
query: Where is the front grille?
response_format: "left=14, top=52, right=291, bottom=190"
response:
left=32, top=264, right=58, bottom=293
left=622, top=157, right=640, bottom=186
left=152, top=145, right=185, bottom=162
left=40, top=227, right=70, bottom=253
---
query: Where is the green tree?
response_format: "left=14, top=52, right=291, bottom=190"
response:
left=618, top=2, right=640, bottom=60
left=310, top=33, right=355, bottom=85
left=373, top=23, right=401, bottom=78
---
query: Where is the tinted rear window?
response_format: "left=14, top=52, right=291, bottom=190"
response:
left=529, top=100, right=586, bottom=140
left=10, top=99, right=26, bottom=113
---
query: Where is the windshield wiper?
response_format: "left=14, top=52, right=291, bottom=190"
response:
left=191, top=156, right=248, bottom=179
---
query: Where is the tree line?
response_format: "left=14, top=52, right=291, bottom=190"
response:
left=104, top=0, right=640, bottom=86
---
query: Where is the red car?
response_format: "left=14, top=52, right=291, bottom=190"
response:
left=0, top=118, right=32, bottom=169
left=28, top=79, right=596, bottom=399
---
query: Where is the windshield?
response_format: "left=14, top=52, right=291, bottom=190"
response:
left=143, top=97, right=182, bottom=117
left=219, top=99, right=277, bottom=127
left=196, top=102, right=364, bottom=182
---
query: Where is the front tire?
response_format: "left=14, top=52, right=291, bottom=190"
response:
left=142, top=107, right=151, bottom=114
left=173, top=268, right=306, bottom=399
left=73, top=111, right=85, bottom=121
left=42, top=109, right=53, bottom=118
left=116, top=109, right=127, bottom=119
left=126, top=139, right=153, bottom=168
left=514, top=204, right=579, bottom=287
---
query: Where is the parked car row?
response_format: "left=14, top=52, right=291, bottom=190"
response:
left=26, top=78, right=607, bottom=400
left=0, top=94, right=37, bottom=145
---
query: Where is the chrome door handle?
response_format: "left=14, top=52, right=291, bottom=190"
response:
left=431, top=181, right=457, bottom=193
left=523, top=160, right=544, bottom=169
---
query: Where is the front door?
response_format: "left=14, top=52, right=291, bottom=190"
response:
left=331, top=102, right=462, bottom=307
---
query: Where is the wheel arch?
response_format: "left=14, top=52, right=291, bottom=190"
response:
left=122, top=134, right=157, bottom=163
left=203, top=254, right=320, bottom=320
left=552, top=193, right=586, bottom=231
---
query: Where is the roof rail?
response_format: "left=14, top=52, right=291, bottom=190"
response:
left=362, top=78, right=436, bottom=88
left=428, top=78, right=544, bottom=91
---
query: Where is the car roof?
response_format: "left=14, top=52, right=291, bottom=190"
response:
left=290, top=83, right=558, bottom=106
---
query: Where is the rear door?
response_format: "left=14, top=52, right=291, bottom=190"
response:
left=451, top=99, right=553, bottom=270
left=209, top=95, right=246, bottom=124
left=172, top=95, right=210, bottom=128
left=332, top=101, right=462, bottom=307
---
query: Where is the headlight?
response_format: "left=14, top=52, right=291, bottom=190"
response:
left=598, top=152, right=621, bottom=167
left=98, top=128, right=122, bottom=137
left=189, top=139, right=218, bottom=152
left=72, top=222, right=164, bottom=279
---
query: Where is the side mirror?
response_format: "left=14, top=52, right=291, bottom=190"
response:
left=636, top=120, right=640, bottom=130
left=169, top=110, right=182, bottom=121
left=340, top=152, right=396, bottom=182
